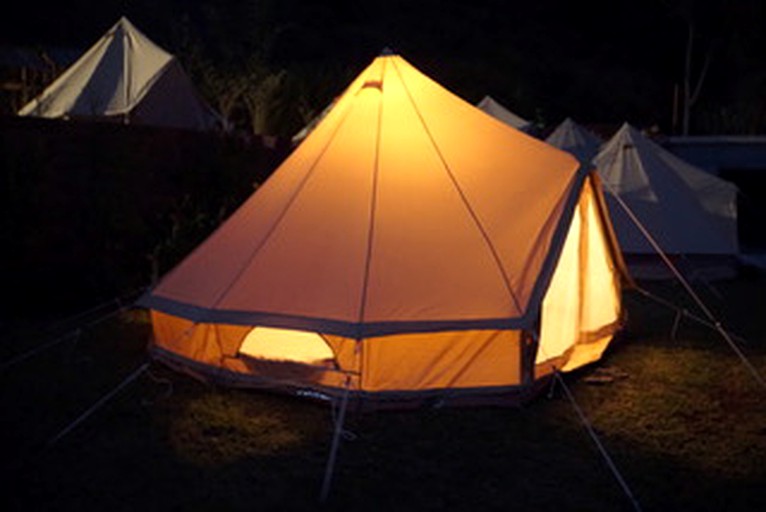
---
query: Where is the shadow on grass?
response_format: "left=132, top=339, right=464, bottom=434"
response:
left=1, top=272, right=764, bottom=511
left=2, top=363, right=764, bottom=511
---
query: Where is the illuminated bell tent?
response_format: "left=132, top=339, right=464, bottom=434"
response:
left=138, top=50, right=628, bottom=408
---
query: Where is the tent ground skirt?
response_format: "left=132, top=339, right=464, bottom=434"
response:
left=150, top=346, right=549, bottom=410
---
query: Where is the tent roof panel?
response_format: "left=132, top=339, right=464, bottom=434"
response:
left=140, top=53, right=585, bottom=336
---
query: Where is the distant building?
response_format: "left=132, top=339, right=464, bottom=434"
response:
left=662, top=135, right=766, bottom=176
left=662, top=135, right=766, bottom=252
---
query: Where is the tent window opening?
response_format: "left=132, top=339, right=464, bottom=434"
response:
left=238, top=326, right=338, bottom=369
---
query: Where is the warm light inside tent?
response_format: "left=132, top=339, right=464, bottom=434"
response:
left=538, top=198, right=583, bottom=362
left=537, top=180, right=621, bottom=367
left=239, top=326, right=336, bottom=365
left=142, top=53, right=626, bottom=407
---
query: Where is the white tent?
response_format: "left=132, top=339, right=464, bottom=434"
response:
left=546, top=117, right=603, bottom=164
left=18, top=17, right=225, bottom=132
left=593, top=123, right=739, bottom=267
left=476, top=95, right=531, bottom=132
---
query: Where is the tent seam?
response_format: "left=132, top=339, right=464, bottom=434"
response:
left=389, top=58, right=524, bottom=316
left=206, top=99, right=360, bottom=314
left=356, top=57, right=387, bottom=336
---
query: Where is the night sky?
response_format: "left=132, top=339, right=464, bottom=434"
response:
left=2, top=0, right=764, bottom=135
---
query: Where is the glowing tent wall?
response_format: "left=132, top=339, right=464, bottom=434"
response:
left=148, top=175, right=622, bottom=406
left=140, top=52, right=626, bottom=408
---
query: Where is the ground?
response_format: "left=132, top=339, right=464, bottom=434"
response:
left=1, top=266, right=765, bottom=511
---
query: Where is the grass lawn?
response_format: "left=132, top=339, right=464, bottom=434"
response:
left=1, top=267, right=765, bottom=511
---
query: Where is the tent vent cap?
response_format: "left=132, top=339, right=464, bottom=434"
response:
left=362, top=80, right=383, bottom=91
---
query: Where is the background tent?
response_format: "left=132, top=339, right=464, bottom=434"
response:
left=139, top=51, right=627, bottom=409
left=291, top=97, right=337, bottom=146
left=476, top=95, right=532, bottom=132
left=546, top=117, right=603, bottom=164
left=593, top=123, right=739, bottom=277
left=18, top=17, right=225, bottom=132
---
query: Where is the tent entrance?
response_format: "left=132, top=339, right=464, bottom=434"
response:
left=239, top=326, right=337, bottom=368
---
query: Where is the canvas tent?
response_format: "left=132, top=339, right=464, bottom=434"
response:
left=138, top=51, right=628, bottom=409
left=18, top=17, right=224, bottom=132
left=546, top=117, right=603, bottom=164
left=593, top=123, right=739, bottom=278
left=476, top=95, right=532, bottom=132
